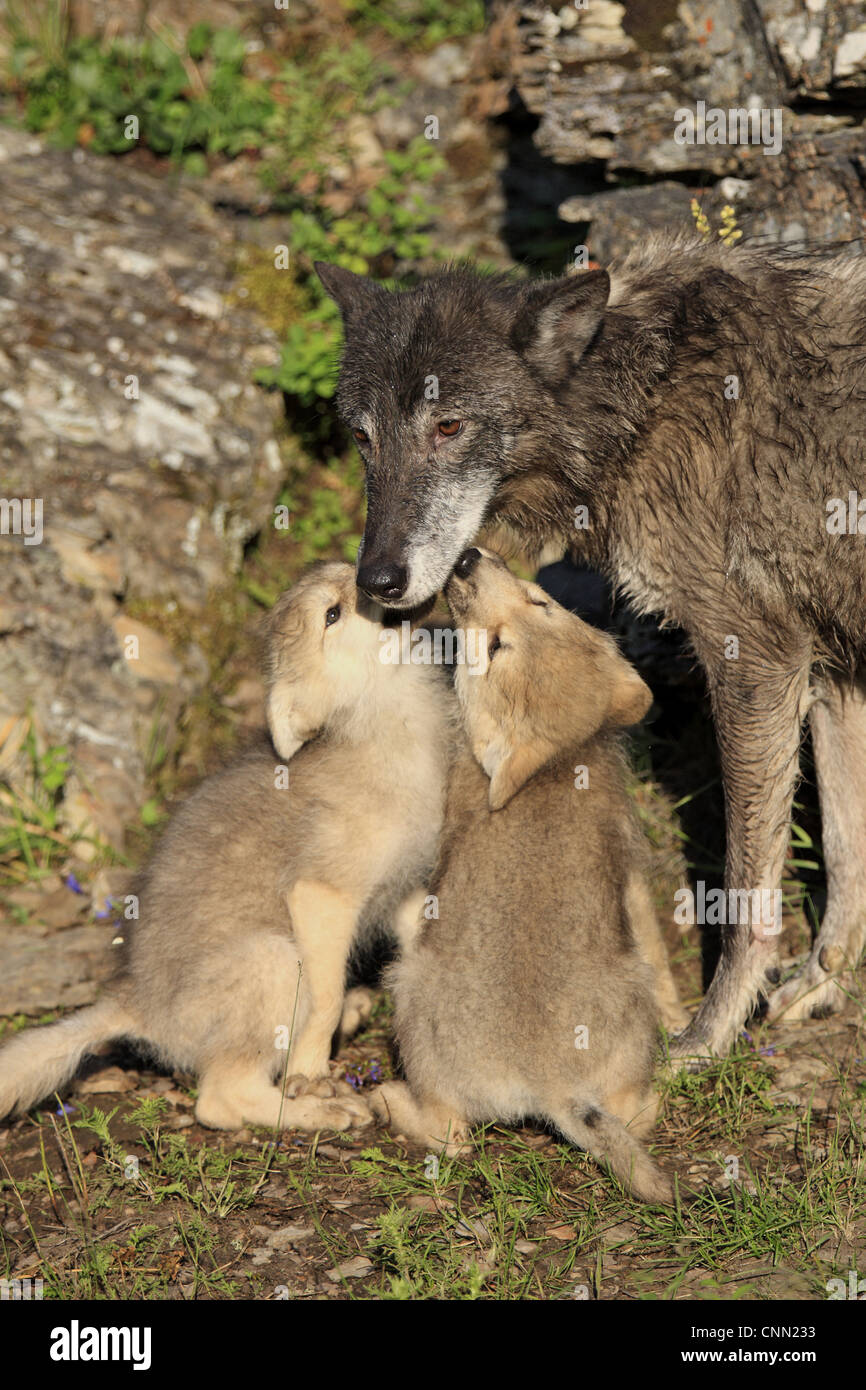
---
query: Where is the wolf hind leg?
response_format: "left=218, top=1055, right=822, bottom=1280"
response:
left=768, top=682, right=866, bottom=1022
left=624, top=873, right=689, bottom=1033
left=370, top=1081, right=470, bottom=1156
left=670, top=652, right=810, bottom=1061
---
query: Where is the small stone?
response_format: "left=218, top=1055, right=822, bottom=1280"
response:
left=267, top=1225, right=315, bottom=1249
left=325, top=1256, right=373, bottom=1281
left=77, top=1066, right=137, bottom=1095
left=545, top=1224, right=576, bottom=1241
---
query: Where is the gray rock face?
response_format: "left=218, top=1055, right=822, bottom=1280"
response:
left=506, top=0, right=866, bottom=256
left=0, top=127, right=282, bottom=857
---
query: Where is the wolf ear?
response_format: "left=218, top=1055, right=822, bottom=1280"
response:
left=606, top=659, right=652, bottom=729
left=486, top=737, right=554, bottom=811
left=266, top=681, right=319, bottom=763
left=315, top=262, right=384, bottom=318
left=522, top=269, right=610, bottom=379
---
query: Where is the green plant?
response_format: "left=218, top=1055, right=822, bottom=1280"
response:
left=254, top=138, right=444, bottom=429
left=4, top=23, right=282, bottom=169
left=0, top=720, right=77, bottom=883
left=340, top=0, right=485, bottom=49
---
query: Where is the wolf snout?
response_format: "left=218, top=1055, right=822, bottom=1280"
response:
left=356, top=558, right=408, bottom=603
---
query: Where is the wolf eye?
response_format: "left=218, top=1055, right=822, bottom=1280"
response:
left=437, top=419, right=463, bottom=438
left=352, top=428, right=369, bottom=445
left=325, top=605, right=341, bottom=627
left=488, top=633, right=501, bottom=659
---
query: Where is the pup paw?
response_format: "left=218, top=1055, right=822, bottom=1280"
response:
left=660, top=1002, right=691, bottom=1035
left=339, top=986, right=375, bottom=1041
left=296, top=1093, right=373, bottom=1132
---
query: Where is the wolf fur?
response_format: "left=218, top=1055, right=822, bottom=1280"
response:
left=317, top=236, right=866, bottom=1057
left=0, top=563, right=455, bottom=1131
left=372, top=548, right=681, bottom=1203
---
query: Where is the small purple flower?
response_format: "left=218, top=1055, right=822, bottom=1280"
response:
left=759, top=1046, right=776, bottom=1057
left=741, top=1029, right=753, bottom=1046
left=64, top=873, right=84, bottom=895
left=93, top=897, right=115, bottom=920
left=55, top=1101, right=75, bottom=1116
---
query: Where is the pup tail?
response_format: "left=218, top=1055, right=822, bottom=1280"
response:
left=553, top=1100, right=674, bottom=1205
left=0, top=997, right=137, bottom=1119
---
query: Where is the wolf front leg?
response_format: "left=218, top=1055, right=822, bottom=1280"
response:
left=670, top=651, right=811, bottom=1061
left=284, top=880, right=363, bottom=1082
left=768, top=680, right=866, bottom=1022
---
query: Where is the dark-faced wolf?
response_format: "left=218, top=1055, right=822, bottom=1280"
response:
left=316, top=234, right=866, bottom=1059
left=0, top=564, right=454, bottom=1129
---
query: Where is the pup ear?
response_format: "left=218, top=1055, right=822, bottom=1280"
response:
left=314, top=262, right=384, bottom=318
left=564, top=632, right=652, bottom=741
left=606, top=658, right=652, bottom=728
left=266, top=680, right=319, bottom=763
left=485, top=735, right=555, bottom=812
left=521, top=269, right=610, bottom=379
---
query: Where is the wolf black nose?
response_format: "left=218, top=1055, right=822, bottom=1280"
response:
left=454, top=547, right=481, bottom=579
left=357, top=561, right=408, bottom=602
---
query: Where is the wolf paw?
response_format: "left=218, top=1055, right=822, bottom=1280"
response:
left=339, top=986, right=375, bottom=1041
left=289, top=1082, right=372, bottom=1132
left=660, top=1002, right=691, bottom=1035
left=285, top=1072, right=363, bottom=1102
left=303, top=1095, right=373, bottom=1132
left=766, top=954, right=851, bottom=1023
left=665, top=1026, right=716, bottom=1072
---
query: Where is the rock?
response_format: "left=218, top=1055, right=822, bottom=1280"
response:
left=29, top=886, right=87, bottom=931
left=266, top=1224, right=315, bottom=1249
left=503, top=0, right=866, bottom=261
left=325, top=1255, right=374, bottom=1281
left=0, top=125, right=283, bottom=878
left=109, top=617, right=182, bottom=686
left=0, top=921, right=117, bottom=1015
left=77, top=1065, right=138, bottom=1094
left=774, top=1057, right=832, bottom=1088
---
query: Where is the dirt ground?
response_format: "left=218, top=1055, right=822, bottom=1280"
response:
left=2, top=923, right=863, bottom=1302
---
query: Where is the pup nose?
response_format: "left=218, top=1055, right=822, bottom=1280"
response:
left=357, top=561, right=408, bottom=602
left=454, top=547, right=481, bottom=579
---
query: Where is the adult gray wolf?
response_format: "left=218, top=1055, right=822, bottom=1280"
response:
left=372, top=546, right=679, bottom=1202
left=316, top=235, right=866, bottom=1059
left=0, top=563, right=454, bottom=1130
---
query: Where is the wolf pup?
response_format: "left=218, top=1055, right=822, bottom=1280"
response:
left=372, top=548, right=682, bottom=1203
left=0, top=563, right=454, bottom=1133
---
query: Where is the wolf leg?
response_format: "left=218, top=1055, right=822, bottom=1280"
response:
left=285, top=880, right=363, bottom=1081
left=195, top=1062, right=371, bottom=1131
left=670, top=654, right=810, bottom=1061
left=624, top=873, right=689, bottom=1033
left=338, top=986, right=375, bottom=1044
left=768, top=681, right=866, bottom=1022
left=370, top=1081, right=470, bottom=1156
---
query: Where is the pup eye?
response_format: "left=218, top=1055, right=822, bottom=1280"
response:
left=325, top=605, right=341, bottom=627
left=352, top=428, right=369, bottom=445
left=437, top=419, right=463, bottom=438
left=488, top=633, right=501, bottom=659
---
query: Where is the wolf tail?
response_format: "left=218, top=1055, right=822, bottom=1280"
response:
left=0, top=997, right=138, bottom=1119
left=552, top=1099, right=674, bottom=1205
